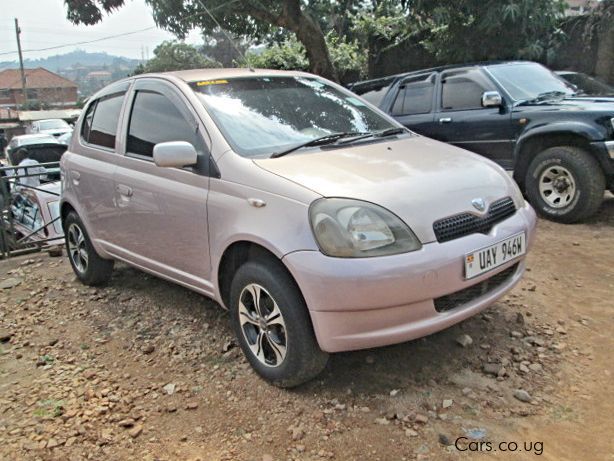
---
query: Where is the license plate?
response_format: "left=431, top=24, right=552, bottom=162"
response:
left=464, top=232, right=526, bottom=279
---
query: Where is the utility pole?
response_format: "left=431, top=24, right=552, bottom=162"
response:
left=14, top=18, right=27, bottom=109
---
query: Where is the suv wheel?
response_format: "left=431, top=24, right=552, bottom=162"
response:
left=229, top=260, right=328, bottom=388
left=64, top=211, right=114, bottom=285
left=525, top=146, right=605, bottom=223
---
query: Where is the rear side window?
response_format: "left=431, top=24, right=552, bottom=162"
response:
left=441, top=69, right=496, bottom=111
left=351, top=77, right=396, bottom=107
left=127, top=90, right=199, bottom=158
left=83, top=93, right=125, bottom=149
left=392, top=74, right=435, bottom=116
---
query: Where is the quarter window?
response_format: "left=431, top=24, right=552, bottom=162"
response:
left=441, top=70, right=496, bottom=111
left=86, top=93, right=125, bottom=149
left=392, top=75, right=435, bottom=116
left=127, top=90, right=199, bottom=158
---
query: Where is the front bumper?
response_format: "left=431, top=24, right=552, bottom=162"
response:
left=283, top=203, right=537, bottom=353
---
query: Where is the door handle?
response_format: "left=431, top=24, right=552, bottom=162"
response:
left=439, top=117, right=452, bottom=123
left=72, top=171, right=81, bottom=180
left=116, top=184, right=133, bottom=197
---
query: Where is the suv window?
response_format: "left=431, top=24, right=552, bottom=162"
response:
left=351, top=77, right=396, bottom=106
left=127, top=90, right=199, bottom=158
left=441, top=69, right=496, bottom=111
left=392, top=74, right=435, bottom=116
left=84, top=92, right=125, bottom=149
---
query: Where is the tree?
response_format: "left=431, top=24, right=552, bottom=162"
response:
left=244, top=34, right=367, bottom=83
left=132, top=40, right=219, bottom=74
left=64, top=0, right=337, bottom=80
left=201, top=29, right=250, bottom=67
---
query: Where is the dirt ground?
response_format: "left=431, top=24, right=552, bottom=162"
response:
left=0, top=195, right=613, bottom=461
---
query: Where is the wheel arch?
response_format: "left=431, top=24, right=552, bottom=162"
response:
left=216, top=240, right=304, bottom=311
left=513, top=130, right=601, bottom=188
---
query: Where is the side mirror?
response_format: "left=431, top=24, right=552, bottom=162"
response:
left=153, top=141, right=197, bottom=168
left=482, top=91, right=503, bottom=108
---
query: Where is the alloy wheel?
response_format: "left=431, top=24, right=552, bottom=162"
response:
left=238, top=283, right=287, bottom=367
left=538, top=165, right=577, bottom=208
left=67, top=223, right=88, bottom=274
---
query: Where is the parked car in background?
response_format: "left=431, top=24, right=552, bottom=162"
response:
left=57, top=131, right=73, bottom=146
left=28, top=119, right=72, bottom=138
left=0, top=181, right=63, bottom=253
left=349, top=61, right=614, bottom=223
left=3, top=134, right=66, bottom=182
left=556, top=71, right=614, bottom=97
left=61, top=69, right=536, bottom=387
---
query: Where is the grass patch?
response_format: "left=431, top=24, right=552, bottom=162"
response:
left=34, top=399, right=64, bottom=418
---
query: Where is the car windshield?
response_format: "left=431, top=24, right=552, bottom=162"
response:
left=39, top=120, right=69, bottom=130
left=190, top=76, right=395, bottom=157
left=487, top=63, right=576, bottom=101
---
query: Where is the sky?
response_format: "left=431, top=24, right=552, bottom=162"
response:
left=0, top=0, right=202, bottom=62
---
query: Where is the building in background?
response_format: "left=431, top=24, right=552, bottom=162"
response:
left=565, top=0, right=599, bottom=16
left=0, top=68, right=78, bottom=109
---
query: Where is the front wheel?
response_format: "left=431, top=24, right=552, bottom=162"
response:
left=64, top=211, right=114, bottom=285
left=525, top=146, right=605, bottom=223
left=229, top=260, right=328, bottom=388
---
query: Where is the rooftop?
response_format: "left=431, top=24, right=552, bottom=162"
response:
left=0, top=68, right=77, bottom=90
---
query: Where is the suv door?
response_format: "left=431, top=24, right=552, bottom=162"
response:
left=435, top=68, right=514, bottom=168
left=67, top=81, right=129, bottom=244
left=387, top=73, right=437, bottom=138
left=111, top=79, right=213, bottom=292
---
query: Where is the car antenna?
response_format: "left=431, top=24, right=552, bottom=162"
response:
left=197, top=0, right=255, bottom=72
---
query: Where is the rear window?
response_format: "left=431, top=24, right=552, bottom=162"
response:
left=82, top=92, right=125, bottom=149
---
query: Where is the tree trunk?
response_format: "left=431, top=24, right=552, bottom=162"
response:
left=280, top=0, right=338, bottom=81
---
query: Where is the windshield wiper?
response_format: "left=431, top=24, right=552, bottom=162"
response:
left=375, top=127, right=407, bottom=137
left=270, top=132, right=369, bottom=158
left=330, top=127, right=408, bottom=147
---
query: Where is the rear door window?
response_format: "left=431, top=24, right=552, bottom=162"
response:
left=391, top=74, right=435, bottom=116
left=83, top=92, right=125, bottom=149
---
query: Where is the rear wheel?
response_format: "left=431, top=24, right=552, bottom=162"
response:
left=525, top=146, right=605, bottom=223
left=64, top=211, right=113, bottom=285
left=229, top=260, right=328, bottom=387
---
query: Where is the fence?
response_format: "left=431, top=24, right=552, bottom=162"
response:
left=0, top=161, right=63, bottom=259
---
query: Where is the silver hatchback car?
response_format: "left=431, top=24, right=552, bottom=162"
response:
left=61, top=69, right=537, bottom=387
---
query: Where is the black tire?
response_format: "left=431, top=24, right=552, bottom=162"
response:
left=229, top=260, right=328, bottom=388
left=64, top=211, right=113, bottom=285
left=525, top=146, right=605, bottom=223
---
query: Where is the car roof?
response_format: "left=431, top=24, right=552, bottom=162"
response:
left=350, top=60, right=538, bottom=87
left=35, top=118, right=69, bottom=123
left=164, top=68, right=310, bottom=82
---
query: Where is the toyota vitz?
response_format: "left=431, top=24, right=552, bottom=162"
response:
left=60, top=69, right=537, bottom=387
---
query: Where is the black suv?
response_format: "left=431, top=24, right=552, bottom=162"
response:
left=349, top=61, right=614, bottom=223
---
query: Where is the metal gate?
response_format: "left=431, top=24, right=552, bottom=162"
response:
left=0, top=162, right=63, bottom=259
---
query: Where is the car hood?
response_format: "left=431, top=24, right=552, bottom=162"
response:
left=254, top=135, right=522, bottom=243
left=518, top=97, right=614, bottom=110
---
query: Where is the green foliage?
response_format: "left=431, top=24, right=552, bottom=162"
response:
left=414, top=0, right=567, bottom=63
left=133, top=41, right=220, bottom=75
left=245, top=39, right=309, bottom=72
left=245, top=34, right=367, bottom=81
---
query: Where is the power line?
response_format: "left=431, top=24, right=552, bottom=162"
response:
left=0, top=26, right=157, bottom=57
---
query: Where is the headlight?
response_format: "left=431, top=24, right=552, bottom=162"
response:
left=309, top=198, right=421, bottom=257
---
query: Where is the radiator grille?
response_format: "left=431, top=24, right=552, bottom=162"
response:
left=433, top=197, right=516, bottom=243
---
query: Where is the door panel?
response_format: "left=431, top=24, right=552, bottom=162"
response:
left=111, top=80, right=212, bottom=288
left=434, top=69, right=514, bottom=168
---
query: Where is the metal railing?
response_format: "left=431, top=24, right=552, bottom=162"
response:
left=0, top=161, right=63, bottom=259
